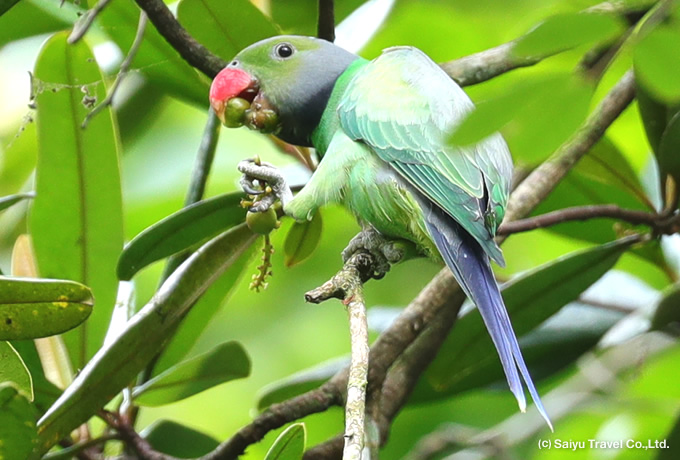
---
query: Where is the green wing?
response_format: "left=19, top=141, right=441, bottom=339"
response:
left=337, top=46, right=512, bottom=265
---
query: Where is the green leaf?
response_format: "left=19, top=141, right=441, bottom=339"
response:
left=0, top=0, right=20, bottom=17
left=532, top=138, right=651, bottom=244
left=9, top=341, right=62, bottom=414
left=117, top=191, right=247, bottom=280
left=651, top=283, right=680, bottom=331
left=0, top=383, right=38, bottom=460
left=634, top=24, right=680, bottom=104
left=659, top=411, right=680, bottom=460
left=177, top=0, right=279, bottom=61
left=512, top=12, right=625, bottom=58
left=283, top=213, right=323, bottom=267
left=0, top=0, right=79, bottom=48
left=0, top=342, right=33, bottom=400
left=265, top=423, right=306, bottom=460
left=36, top=224, right=257, bottom=455
left=0, top=277, right=93, bottom=341
left=449, top=73, right=593, bottom=163
left=257, top=357, right=348, bottom=411
left=419, top=237, right=633, bottom=399
left=133, top=341, right=250, bottom=406
left=142, top=420, right=219, bottom=458
left=0, top=193, right=34, bottom=213
left=657, top=111, right=680, bottom=188
left=97, top=1, right=209, bottom=107
left=152, top=244, right=254, bottom=376
left=32, top=32, right=124, bottom=365
left=637, top=83, right=676, bottom=155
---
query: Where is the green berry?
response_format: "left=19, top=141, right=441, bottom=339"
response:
left=223, top=97, right=250, bottom=128
left=246, top=208, right=278, bottom=235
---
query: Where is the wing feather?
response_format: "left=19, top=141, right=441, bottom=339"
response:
left=338, top=46, right=512, bottom=264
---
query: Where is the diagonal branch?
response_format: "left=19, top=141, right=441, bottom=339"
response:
left=134, top=0, right=226, bottom=78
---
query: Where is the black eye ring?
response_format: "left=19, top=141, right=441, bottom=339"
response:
left=274, top=43, right=294, bottom=59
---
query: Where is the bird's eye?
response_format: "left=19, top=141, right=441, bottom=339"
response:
left=229, top=60, right=238, bottom=66
left=274, top=43, right=294, bottom=59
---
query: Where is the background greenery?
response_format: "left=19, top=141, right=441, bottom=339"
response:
left=0, top=0, right=679, bottom=458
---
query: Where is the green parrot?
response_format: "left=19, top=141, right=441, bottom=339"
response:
left=209, top=35, right=552, bottom=429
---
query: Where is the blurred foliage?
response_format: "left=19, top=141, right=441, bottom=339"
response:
left=0, top=0, right=679, bottom=459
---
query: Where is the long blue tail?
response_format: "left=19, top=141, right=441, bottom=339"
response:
left=421, top=200, right=553, bottom=430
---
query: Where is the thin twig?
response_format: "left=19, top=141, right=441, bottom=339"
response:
left=497, top=204, right=667, bottom=236
left=42, top=434, right=121, bottom=460
left=317, top=0, right=336, bottom=42
left=306, top=253, right=372, bottom=459
left=82, top=13, right=148, bottom=129
left=134, top=0, right=227, bottom=78
left=160, top=108, right=222, bottom=280
left=68, top=0, right=114, bottom=44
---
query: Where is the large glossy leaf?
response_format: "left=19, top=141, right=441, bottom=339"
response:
left=0, top=342, right=32, bottom=400
left=32, top=32, right=123, bottom=366
left=97, top=1, right=208, bottom=106
left=420, top=237, right=633, bottom=398
left=0, top=383, right=38, bottom=460
left=651, top=283, right=680, bottom=331
left=284, top=212, right=323, bottom=267
left=35, top=224, right=257, bottom=455
left=133, top=341, right=250, bottom=406
left=177, top=0, right=279, bottom=61
left=152, top=242, right=255, bottom=375
left=257, top=357, right=348, bottom=411
left=634, top=24, right=680, bottom=104
left=636, top=84, right=679, bottom=155
left=657, top=111, right=680, bottom=188
left=0, top=193, right=34, bottom=213
left=0, top=277, right=93, bottom=341
left=9, top=341, right=61, bottom=414
left=0, top=0, right=79, bottom=48
left=449, top=73, right=594, bottom=163
left=117, top=191, right=247, bottom=280
left=512, top=12, right=625, bottom=58
left=264, top=423, right=306, bottom=460
left=142, top=420, right=219, bottom=458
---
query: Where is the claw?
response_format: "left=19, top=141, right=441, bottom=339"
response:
left=240, top=176, right=264, bottom=195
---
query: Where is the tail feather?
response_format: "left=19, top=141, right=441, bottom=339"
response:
left=421, top=200, right=553, bottom=430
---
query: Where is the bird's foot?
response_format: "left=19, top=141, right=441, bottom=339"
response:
left=342, top=227, right=405, bottom=279
left=238, top=158, right=293, bottom=212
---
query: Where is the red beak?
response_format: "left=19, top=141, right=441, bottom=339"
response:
left=209, top=67, right=258, bottom=124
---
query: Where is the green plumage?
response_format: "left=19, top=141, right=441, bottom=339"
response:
left=217, top=35, right=552, bottom=429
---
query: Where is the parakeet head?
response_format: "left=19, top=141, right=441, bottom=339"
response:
left=209, top=35, right=358, bottom=146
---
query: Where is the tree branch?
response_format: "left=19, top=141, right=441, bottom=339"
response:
left=497, top=204, right=678, bottom=236
left=307, top=253, right=372, bottom=459
left=317, top=0, right=336, bottom=42
left=133, top=0, right=226, bottom=78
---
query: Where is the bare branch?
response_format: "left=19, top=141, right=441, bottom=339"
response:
left=317, top=0, right=336, bottom=42
left=307, top=253, right=371, bottom=459
left=497, top=204, right=667, bottom=236
left=134, top=0, right=226, bottom=78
